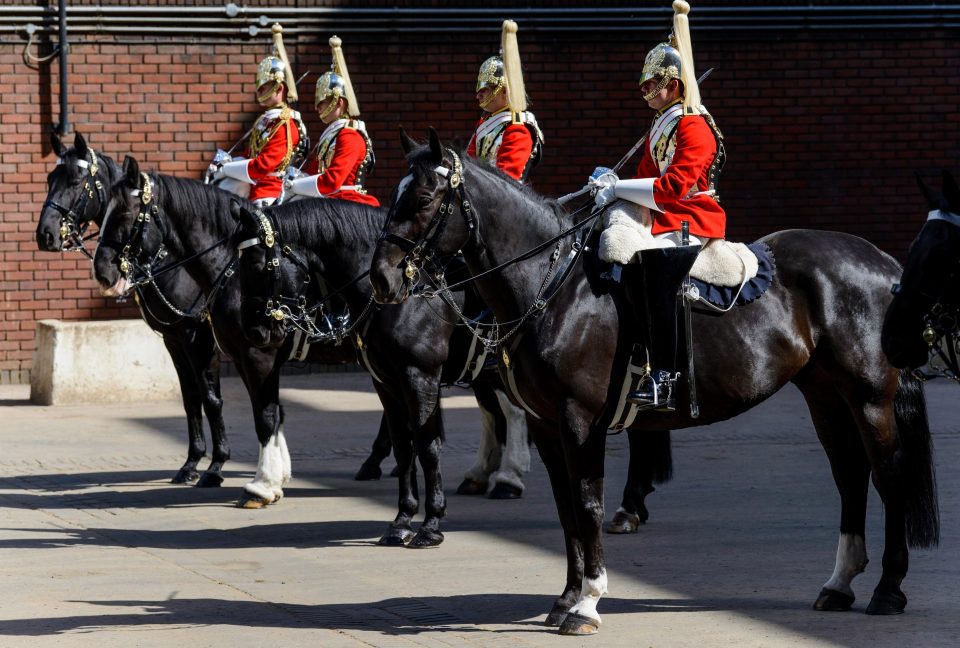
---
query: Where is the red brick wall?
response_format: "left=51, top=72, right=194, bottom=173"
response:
left=2, top=5, right=958, bottom=382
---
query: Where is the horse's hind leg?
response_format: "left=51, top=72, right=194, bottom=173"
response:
left=163, top=334, right=205, bottom=485
left=797, top=383, right=871, bottom=612
left=194, top=325, right=229, bottom=488
left=608, top=428, right=672, bottom=533
left=354, top=414, right=392, bottom=481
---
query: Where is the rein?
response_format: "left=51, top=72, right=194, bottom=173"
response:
left=238, top=209, right=375, bottom=345
left=43, top=149, right=106, bottom=258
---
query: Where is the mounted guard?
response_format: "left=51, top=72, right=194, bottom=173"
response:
left=207, top=23, right=308, bottom=207
left=467, top=20, right=544, bottom=182
left=284, top=36, right=379, bottom=206
left=590, top=0, right=726, bottom=412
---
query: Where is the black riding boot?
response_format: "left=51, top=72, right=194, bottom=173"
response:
left=626, top=244, right=700, bottom=412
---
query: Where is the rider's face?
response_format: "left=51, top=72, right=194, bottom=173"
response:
left=476, top=86, right=508, bottom=113
left=640, top=77, right=681, bottom=111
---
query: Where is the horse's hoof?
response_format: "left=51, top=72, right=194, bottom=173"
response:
left=378, top=526, right=414, bottom=546
left=171, top=468, right=200, bottom=485
left=545, top=606, right=570, bottom=627
left=354, top=462, right=382, bottom=481
left=865, top=588, right=907, bottom=615
left=195, top=472, right=224, bottom=488
left=606, top=510, right=641, bottom=534
left=558, top=612, right=600, bottom=636
left=236, top=492, right=272, bottom=509
left=456, top=478, right=487, bottom=495
left=407, top=528, right=444, bottom=548
left=488, top=482, right=522, bottom=499
left=813, top=587, right=855, bottom=611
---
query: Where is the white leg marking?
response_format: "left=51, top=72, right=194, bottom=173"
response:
left=462, top=397, right=502, bottom=488
left=823, top=533, right=868, bottom=596
left=491, top=389, right=530, bottom=491
left=244, top=431, right=288, bottom=502
left=569, top=570, right=608, bottom=624
left=278, top=429, right=292, bottom=484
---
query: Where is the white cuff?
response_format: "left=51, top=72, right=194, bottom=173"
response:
left=220, top=159, right=254, bottom=185
left=614, top=178, right=660, bottom=212
left=289, top=175, right=324, bottom=198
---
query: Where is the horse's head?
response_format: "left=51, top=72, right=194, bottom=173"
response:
left=234, top=206, right=311, bottom=348
left=882, top=170, right=960, bottom=370
left=93, top=155, right=164, bottom=297
left=37, top=131, right=113, bottom=252
left=370, top=128, right=477, bottom=304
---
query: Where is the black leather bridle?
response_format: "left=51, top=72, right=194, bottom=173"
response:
left=42, top=148, right=106, bottom=258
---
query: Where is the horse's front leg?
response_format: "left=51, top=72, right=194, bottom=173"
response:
left=195, top=326, right=229, bottom=488
left=162, top=334, right=206, bottom=485
left=559, top=410, right=608, bottom=636
left=235, top=355, right=290, bottom=509
left=405, top=373, right=446, bottom=548
left=376, top=383, right=419, bottom=546
left=526, top=417, right=583, bottom=626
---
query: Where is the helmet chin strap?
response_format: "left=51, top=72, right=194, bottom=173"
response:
left=642, top=76, right=672, bottom=103
left=257, top=81, right=282, bottom=105
left=479, top=84, right=504, bottom=110
left=317, top=95, right=341, bottom=120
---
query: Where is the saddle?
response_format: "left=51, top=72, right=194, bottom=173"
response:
left=598, top=200, right=774, bottom=309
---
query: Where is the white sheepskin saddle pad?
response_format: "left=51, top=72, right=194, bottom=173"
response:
left=597, top=200, right=759, bottom=287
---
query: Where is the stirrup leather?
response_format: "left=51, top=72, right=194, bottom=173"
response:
left=627, top=369, right=678, bottom=412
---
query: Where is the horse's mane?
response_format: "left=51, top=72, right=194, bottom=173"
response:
left=270, top=199, right=387, bottom=252
left=152, top=173, right=249, bottom=236
left=455, top=150, right=574, bottom=228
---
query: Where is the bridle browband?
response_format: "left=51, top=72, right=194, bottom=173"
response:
left=42, top=149, right=106, bottom=258
left=894, top=208, right=960, bottom=382
left=238, top=208, right=374, bottom=344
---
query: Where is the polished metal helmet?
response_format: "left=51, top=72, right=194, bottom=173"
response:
left=256, top=55, right=287, bottom=100
left=640, top=42, right=682, bottom=87
left=315, top=71, right=346, bottom=109
left=476, top=55, right=504, bottom=93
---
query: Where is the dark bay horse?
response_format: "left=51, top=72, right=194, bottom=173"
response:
left=36, top=132, right=229, bottom=487
left=92, top=155, right=511, bottom=546
left=882, top=170, right=960, bottom=379
left=369, top=131, right=939, bottom=634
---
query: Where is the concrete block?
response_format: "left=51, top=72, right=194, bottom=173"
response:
left=30, top=319, right=181, bottom=405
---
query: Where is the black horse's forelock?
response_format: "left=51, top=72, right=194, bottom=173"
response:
left=270, top=199, right=388, bottom=252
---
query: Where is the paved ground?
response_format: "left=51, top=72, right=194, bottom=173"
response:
left=0, top=372, right=957, bottom=647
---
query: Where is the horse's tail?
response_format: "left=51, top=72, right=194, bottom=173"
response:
left=645, top=429, right=674, bottom=484
left=894, top=370, right=940, bottom=548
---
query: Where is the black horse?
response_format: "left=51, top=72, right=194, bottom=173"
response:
left=92, top=155, right=513, bottom=546
left=882, top=170, right=960, bottom=378
left=369, top=131, right=939, bottom=634
left=36, top=132, right=229, bottom=487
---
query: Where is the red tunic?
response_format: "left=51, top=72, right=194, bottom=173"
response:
left=466, top=114, right=534, bottom=182
left=304, top=127, right=379, bottom=207
left=635, top=114, right=726, bottom=240
left=245, top=108, right=300, bottom=202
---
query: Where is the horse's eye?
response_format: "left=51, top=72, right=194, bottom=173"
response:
left=891, top=283, right=902, bottom=295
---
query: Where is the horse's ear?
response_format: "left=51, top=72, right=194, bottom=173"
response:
left=399, top=127, right=417, bottom=155
left=428, top=127, right=443, bottom=164
left=50, top=130, right=67, bottom=157
left=74, top=132, right=88, bottom=158
left=122, top=155, right=140, bottom=188
left=915, top=171, right=940, bottom=209
left=941, top=170, right=960, bottom=211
